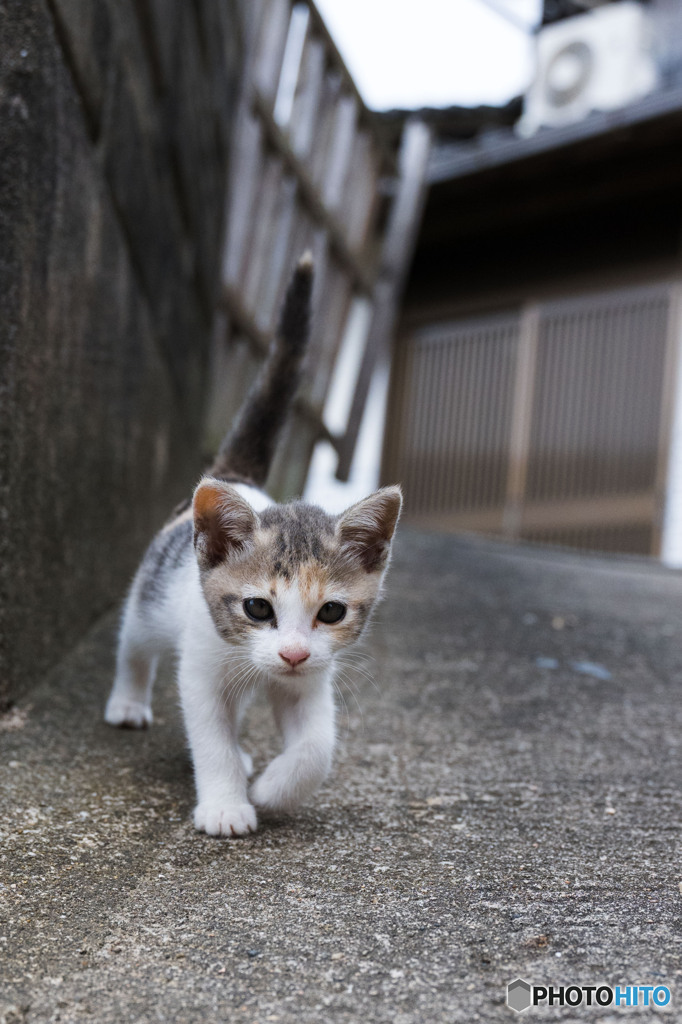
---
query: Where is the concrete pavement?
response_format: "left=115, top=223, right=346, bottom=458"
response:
left=2, top=528, right=682, bottom=1022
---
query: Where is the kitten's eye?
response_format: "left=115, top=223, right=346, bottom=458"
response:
left=243, top=598, right=274, bottom=622
left=317, top=601, right=346, bottom=624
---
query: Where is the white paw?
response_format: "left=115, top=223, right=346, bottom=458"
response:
left=251, top=752, right=331, bottom=813
left=250, top=765, right=294, bottom=813
left=193, top=801, right=257, bottom=837
left=105, top=698, right=153, bottom=729
left=239, top=747, right=254, bottom=778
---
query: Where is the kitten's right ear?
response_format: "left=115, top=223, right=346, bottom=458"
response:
left=337, top=485, right=403, bottom=573
left=192, top=478, right=257, bottom=569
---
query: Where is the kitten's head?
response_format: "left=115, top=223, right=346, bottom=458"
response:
left=192, top=479, right=402, bottom=681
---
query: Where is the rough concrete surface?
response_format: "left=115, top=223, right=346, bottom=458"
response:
left=2, top=527, right=682, bottom=1022
left=0, top=0, right=242, bottom=706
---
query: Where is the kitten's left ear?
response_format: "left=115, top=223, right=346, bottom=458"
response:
left=337, top=485, right=403, bottom=573
left=193, top=478, right=257, bottom=569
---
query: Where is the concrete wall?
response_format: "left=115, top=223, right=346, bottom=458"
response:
left=0, top=0, right=243, bottom=707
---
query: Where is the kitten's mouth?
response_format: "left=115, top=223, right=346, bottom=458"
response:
left=278, top=664, right=310, bottom=678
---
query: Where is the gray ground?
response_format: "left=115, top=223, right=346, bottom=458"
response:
left=2, top=527, right=682, bottom=1023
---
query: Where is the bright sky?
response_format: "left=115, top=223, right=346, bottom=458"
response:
left=314, top=0, right=543, bottom=109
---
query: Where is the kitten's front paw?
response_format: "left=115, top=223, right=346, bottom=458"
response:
left=250, top=765, right=296, bottom=814
left=251, top=752, right=330, bottom=813
left=105, top=698, right=153, bottom=729
left=193, top=801, right=257, bottom=838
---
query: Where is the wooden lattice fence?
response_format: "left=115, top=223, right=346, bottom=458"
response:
left=383, top=281, right=680, bottom=556
left=206, top=0, right=431, bottom=499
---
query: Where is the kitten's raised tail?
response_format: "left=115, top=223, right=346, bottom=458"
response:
left=209, top=252, right=314, bottom=486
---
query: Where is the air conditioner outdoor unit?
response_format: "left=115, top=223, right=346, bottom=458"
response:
left=519, top=1, right=658, bottom=136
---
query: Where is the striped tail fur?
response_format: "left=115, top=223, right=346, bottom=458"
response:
left=209, top=252, right=314, bottom=487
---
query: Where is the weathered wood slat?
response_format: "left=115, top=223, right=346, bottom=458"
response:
left=308, top=261, right=353, bottom=410
left=253, top=0, right=291, bottom=100
left=222, top=110, right=264, bottom=289
left=256, top=174, right=299, bottom=332
left=654, top=284, right=682, bottom=556
left=309, top=69, right=343, bottom=189
left=336, top=120, right=433, bottom=480
left=343, top=129, right=379, bottom=250
left=273, top=3, right=310, bottom=128
left=289, top=35, right=326, bottom=158
left=323, top=94, right=358, bottom=209
left=242, top=153, right=286, bottom=312
left=503, top=305, right=539, bottom=539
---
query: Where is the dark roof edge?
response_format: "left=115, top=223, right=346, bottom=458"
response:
left=373, top=97, right=521, bottom=144
left=428, top=85, right=682, bottom=184
left=374, top=97, right=518, bottom=133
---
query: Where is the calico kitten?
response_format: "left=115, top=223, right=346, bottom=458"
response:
left=105, top=254, right=402, bottom=837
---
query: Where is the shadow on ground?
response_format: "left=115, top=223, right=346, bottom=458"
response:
left=2, top=527, right=682, bottom=1022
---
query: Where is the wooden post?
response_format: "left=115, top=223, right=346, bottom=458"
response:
left=657, top=282, right=682, bottom=561
left=503, top=304, right=540, bottom=540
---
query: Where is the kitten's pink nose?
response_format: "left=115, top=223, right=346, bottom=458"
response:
left=279, top=647, right=310, bottom=668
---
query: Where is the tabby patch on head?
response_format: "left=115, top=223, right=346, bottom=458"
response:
left=192, top=479, right=402, bottom=677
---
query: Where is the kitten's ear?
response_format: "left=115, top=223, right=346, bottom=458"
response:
left=337, top=485, right=403, bottom=573
left=192, top=478, right=257, bottom=569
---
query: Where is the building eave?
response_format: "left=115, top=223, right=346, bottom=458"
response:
left=429, top=84, right=682, bottom=184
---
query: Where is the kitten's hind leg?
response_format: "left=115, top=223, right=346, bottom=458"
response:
left=105, top=626, right=158, bottom=729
